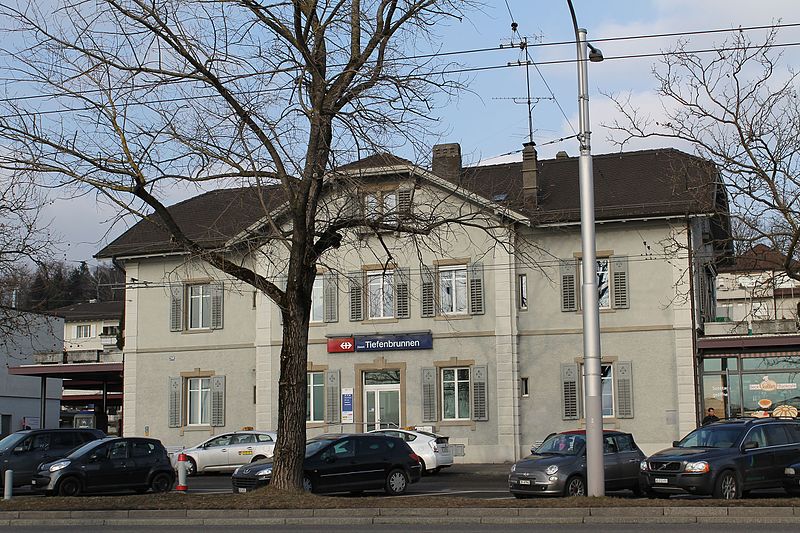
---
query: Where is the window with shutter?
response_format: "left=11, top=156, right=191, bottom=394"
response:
left=211, top=283, right=224, bottom=329
left=421, top=265, right=435, bottom=317
left=611, top=256, right=630, bottom=309
left=394, top=267, right=410, bottom=318
left=472, top=365, right=488, bottom=421
left=468, top=262, right=484, bottom=315
left=169, top=285, right=184, bottom=332
left=210, top=375, right=226, bottom=427
left=323, top=272, right=339, bottom=322
left=398, top=188, right=413, bottom=218
left=615, top=361, right=634, bottom=418
left=560, top=260, right=577, bottom=312
left=325, top=370, right=341, bottom=423
left=348, top=272, right=363, bottom=321
left=561, top=363, right=579, bottom=420
left=168, top=376, right=182, bottom=427
left=421, top=367, right=437, bottom=422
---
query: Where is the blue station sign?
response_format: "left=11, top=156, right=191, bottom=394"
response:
left=354, top=333, right=433, bottom=352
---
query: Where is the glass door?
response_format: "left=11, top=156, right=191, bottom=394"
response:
left=363, top=370, right=401, bottom=431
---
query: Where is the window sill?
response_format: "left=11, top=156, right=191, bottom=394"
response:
left=434, top=314, right=471, bottom=321
left=437, top=419, right=476, bottom=428
left=183, top=425, right=212, bottom=431
left=309, top=322, right=326, bottom=328
left=183, top=328, right=214, bottom=334
left=361, top=318, right=398, bottom=324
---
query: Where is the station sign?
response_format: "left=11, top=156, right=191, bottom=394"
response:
left=326, top=332, right=433, bottom=353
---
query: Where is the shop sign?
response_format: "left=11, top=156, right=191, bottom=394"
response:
left=327, top=337, right=355, bottom=353
left=748, top=375, right=798, bottom=391
left=355, top=333, right=433, bottom=351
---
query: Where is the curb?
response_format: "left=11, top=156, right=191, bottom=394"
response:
left=1, top=507, right=800, bottom=526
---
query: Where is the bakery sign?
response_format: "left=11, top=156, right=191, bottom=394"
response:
left=749, top=375, right=798, bottom=392
left=327, top=333, right=433, bottom=353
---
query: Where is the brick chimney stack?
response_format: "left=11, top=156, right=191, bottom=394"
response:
left=432, top=143, right=462, bottom=183
left=522, top=142, right=538, bottom=208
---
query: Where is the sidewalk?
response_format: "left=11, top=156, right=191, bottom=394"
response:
left=2, top=506, right=800, bottom=527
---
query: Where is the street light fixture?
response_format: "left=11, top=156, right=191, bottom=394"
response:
left=567, top=0, right=605, bottom=497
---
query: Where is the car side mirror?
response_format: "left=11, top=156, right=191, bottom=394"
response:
left=672, top=441, right=680, bottom=447
left=742, top=441, right=759, bottom=451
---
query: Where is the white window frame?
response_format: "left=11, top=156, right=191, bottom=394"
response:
left=367, top=270, right=394, bottom=319
left=441, top=367, right=471, bottom=420
left=518, top=273, right=528, bottom=310
left=188, top=284, right=212, bottom=329
left=186, top=377, right=211, bottom=425
left=310, top=278, right=324, bottom=323
left=363, top=190, right=398, bottom=222
left=438, top=265, right=468, bottom=315
left=307, top=371, right=325, bottom=422
left=578, top=258, right=611, bottom=310
left=76, top=324, right=91, bottom=338
left=580, top=363, right=615, bottom=418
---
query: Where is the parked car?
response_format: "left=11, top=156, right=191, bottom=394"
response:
left=231, top=433, right=422, bottom=495
left=508, top=430, right=645, bottom=498
left=172, top=430, right=277, bottom=475
left=641, top=417, right=800, bottom=499
left=784, top=461, right=800, bottom=496
left=368, top=428, right=453, bottom=474
left=30, top=436, right=174, bottom=496
left=0, top=428, right=106, bottom=487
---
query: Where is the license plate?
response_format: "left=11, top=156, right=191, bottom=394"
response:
left=654, top=478, right=668, bottom=484
left=519, top=479, right=531, bottom=485
left=237, top=487, right=248, bottom=493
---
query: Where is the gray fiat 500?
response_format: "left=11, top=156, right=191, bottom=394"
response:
left=508, top=430, right=645, bottom=497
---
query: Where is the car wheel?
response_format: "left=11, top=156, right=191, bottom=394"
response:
left=150, top=472, right=173, bottom=493
left=57, top=476, right=81, bottom=497
left=564, top=475, right=586, bottom=497
left=631, top=482, right=644, bottom=497
left=251, top=456, right=266, bottom=463
left=185, top=457, right=197, bottom=476
left=419, top=459, right=427, bottom=475
left=713, top=470, right=741, bottom=500
left=302, top=475, right=314, bottom=493
left=385, top=468, right=409, bottom=495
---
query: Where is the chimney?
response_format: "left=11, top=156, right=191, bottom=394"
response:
left=432, top=143, right=462, bottom=183
left=522, top=142, right=538, bottom=208
left=556, top=150, right=569, bottom=159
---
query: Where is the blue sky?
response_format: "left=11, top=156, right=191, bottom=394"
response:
left=33, top=0, right=800, bottom=263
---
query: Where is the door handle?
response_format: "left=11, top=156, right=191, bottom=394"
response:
left=246, top=447, right=253, bottom=450
left=221, top=449, right=227, bottom=452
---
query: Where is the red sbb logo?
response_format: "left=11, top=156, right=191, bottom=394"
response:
left=327, top=337, right=355, bottom=353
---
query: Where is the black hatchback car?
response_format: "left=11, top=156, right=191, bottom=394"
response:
left=0, top=428, right=105, bottom=487
left=509, top=430, right=646, bottom=497
left=641, top=418, right=800, bottom=499
left=31, top=437, right=174, bottom=496
left=231, top=434, right=422, bottom=495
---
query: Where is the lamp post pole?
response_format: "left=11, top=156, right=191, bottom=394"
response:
left=569, top=0, right=605, bottom=497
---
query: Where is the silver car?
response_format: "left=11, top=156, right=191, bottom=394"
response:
left=173, top=430, right=277, bottom=475
left=369, top=429, right=454, bottom=474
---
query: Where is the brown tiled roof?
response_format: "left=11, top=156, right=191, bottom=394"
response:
left=96, top=186, right=286, bottom=258
left=718, top=244, right=792, bottom=273
left=338, top=152, right=413, bottom=171
left=50, top=301, right=124, bottom=321
left=459, top=148, right=720, bottom=223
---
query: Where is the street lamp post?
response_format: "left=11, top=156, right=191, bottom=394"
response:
left=568, top=0, right=605, bottom=497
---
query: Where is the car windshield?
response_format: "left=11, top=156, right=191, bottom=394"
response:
left=536, top=433, right=585, bottom=455
left=677, top=426, right=743, bottom=448
left=305, top=439, right=335, bottom=457
left=0, top=433, right=24, bottom=453
left=67, top=440, right=106, bottom=459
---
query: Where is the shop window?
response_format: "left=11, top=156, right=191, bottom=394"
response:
left=307, top=372, right=325, bottom=422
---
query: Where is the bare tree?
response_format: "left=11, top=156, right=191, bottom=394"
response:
left=0, top=0, right=490, bottom=490
left=605, top=28, right=800, bottom=280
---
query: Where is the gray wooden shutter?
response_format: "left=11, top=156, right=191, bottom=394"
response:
left=468, top=262, right=485, bottom=315
left=561, top=363, right=579, bottom=420
left=615, top=361, right=634, bottom=418
left=560, top=260, right=577, bottom=312
left=210, top=375, right=226, bottom=427
left=168, top=377, right=182, bottom=428
left=395, top=267, right=410, bottom=318
left=169, top=285, right=184, bottom=332
left=398, top=188, right=412, bottom=219
left=471, top=365, right=489, bottom=421
left=421, top=264, right=435, bottom=317
left=211, top=283, right=224, bottom=329
left=348, top=272, right=363, bottom=321
left=611, top=256, right=630, bottom=309
left=323, top=272, right=339, bottom=323
left=421, top=367, right=437, bottom=422
left=325, top=370, right=341, bottom=424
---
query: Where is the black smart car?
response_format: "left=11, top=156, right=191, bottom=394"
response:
left=0, top=428, right=105, bottom=487
left=509, top=430, right=646, bottom=497
left=30, top=437, right=174, bottom=496
left=231, top=434, right=422, bottom=495
left=641, top=418, right=800, bottom=499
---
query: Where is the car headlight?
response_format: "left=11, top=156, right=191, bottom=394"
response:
left=786, top=467, right=796, bottom=476
left=684, top=461, right=710, bottom=473
left=640, top=460, right=648, bottom=472
left=256, top=467, right=273, bottom=477
left=233, top=466, right=242, bottom=475
left=545, top=464, right=559, bottom=475
left=49, top=460, right=70, bottom=472
left=510, top=464, right=516, bottom=473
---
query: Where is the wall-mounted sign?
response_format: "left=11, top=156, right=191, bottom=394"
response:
left=341, top=388, right=354, bottom=423
left=327, top=338, right=355, bottom=353
left=355, top=333, right=433, bottom=352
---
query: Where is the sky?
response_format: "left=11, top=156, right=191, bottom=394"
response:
left=30, top=0, right=800, bottom=264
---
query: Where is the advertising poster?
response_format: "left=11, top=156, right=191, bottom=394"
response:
left=341, top=388, right=354, bottom=423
